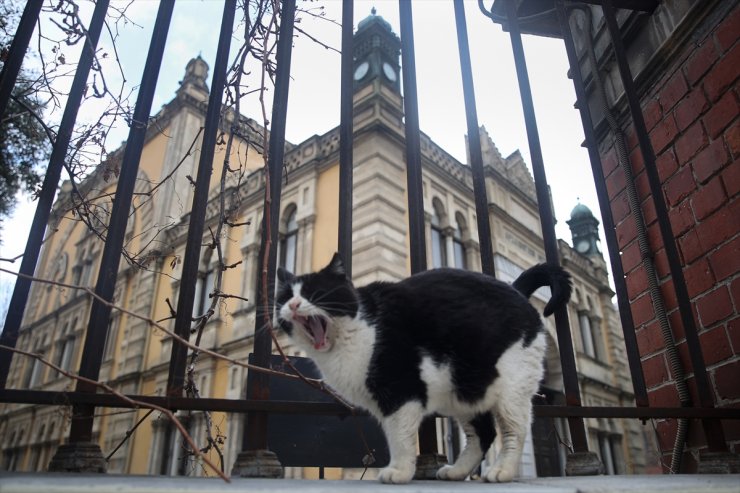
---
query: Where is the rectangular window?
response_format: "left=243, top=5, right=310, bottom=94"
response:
left=29, top=356, right=44, bottom=387
left=158, top=422, right=175, bottom=475
left=431, top=227, right=446, bottom=268
left=279, top=233, right=297, bottom=273
left=103, top=316, right=119, bottom=361
left=453, top=239, right=466, bottom=269
left=579, top=312, right=596, bottom=358
left=596, top=432, right=623, bottom=475
left=29, top=446, right=42, bottom=472
left=590, top=318, right=606, bottom=361
left=598, top=432, right=615, bottom=474
left=60, top=338, right=76, bottom=372
left=79, top=256, right=93, bottom=287
left=55, top=322, right=70, bottom=367
left=3, top=449, right=18, bottom=471
left=609, top=435, right=624, bottom=474
left=192, top=268, right=215, bottom=320
left=71, top=265, right=82, bottom=286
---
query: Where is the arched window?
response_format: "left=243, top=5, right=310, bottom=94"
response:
left=103, top=315, right=119, bottom=362
left=192, top=251, right=215, bottom=321
left=279, top=206, right=298, bottom=273
left=578, top=296, right=605, bottom=361
left=578, top=310, right=596, bottom=358
left=59, top=318, right=77, bottom=372
left=431, top=201, right=446, bottom=269
left=453, top=213, right=467, bottom=269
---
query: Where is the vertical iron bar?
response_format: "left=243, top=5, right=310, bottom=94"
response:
left=166, top=0, right=237, bottom=397
left=0, top=0, right=110, bottom=390
left=243, top=0, right=297, bottom=452
left=398, top=0, right=427, bottom=275
left=452, top=0, right=495, bottom=277
left=602, top=0, right=725, bottom=451
left=557, top=2, right=648, bottom=408
left=504, top=0, right=589, bottom=453
left=69, top=0, right=175, bottom=443
left=398, top=0, right=440, bottom=465
left=0, top=0, right=43, bottom=118
left=338, top=0, right=354, bottom=278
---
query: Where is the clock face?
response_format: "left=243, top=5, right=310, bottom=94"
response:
left=354, top=61, right=369, bottom=81
left=576, top=240, right=590, bottom=253
left=382, top=62, right=397, bottom=82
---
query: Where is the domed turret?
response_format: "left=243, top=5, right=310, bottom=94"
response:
left=177, top=55, right=210, bottom=101
left=570, top=202, right=594, bottom=221
left=352, top=8, right=401, bottom=92
left=357, top=7, right=393, bottom=32
left=567, top=201, right=602, bottom=256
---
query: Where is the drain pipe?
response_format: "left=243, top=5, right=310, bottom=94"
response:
left=571, top=6, right=690, bottom=473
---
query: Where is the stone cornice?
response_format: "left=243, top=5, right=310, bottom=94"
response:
left=50, top=90, right=274, bottom=221
left=558, top=238, right=613, bottom=296
left=489, top=202, right=543, bottom=245
left=19, top=294, right=89, bottom=335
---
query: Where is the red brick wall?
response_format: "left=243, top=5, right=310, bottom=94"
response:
left=601, top=4, right=739, bottom=471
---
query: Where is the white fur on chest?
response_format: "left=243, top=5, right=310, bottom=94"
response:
left=309, top=315, right=380, bottom=416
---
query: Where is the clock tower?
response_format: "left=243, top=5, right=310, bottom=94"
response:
left=567, top=202, right=603, bottom=257
left=353, top=8, right=401, bottom=92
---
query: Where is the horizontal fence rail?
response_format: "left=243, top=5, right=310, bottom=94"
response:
left=2, top=389, right=740, bottom=420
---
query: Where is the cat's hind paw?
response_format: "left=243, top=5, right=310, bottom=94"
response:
left=378, top=465, right=415, bottom=484
left=436, top=464, right=468, bottom=481
left=484, top=465, right=516, bottom=483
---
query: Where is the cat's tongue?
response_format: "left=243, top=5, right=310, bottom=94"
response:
left=307, top=316, right=328, bottom=349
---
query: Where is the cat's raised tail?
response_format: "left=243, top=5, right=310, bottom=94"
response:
left=512, top=263, right=572, bottom=317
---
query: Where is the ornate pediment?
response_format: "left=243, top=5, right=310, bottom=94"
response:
left=504, top=150, right=536, bottom=200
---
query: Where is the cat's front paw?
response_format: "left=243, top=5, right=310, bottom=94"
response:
left=378, top=464, right=415, bottom=484
left=484, top=464, right=516, bottom=483
left=436, top=464, right=468, bottom=481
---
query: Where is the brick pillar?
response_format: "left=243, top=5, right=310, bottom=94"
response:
left=602, top=3, right=740, bottom=470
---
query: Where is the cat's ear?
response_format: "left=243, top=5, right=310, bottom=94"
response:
left=277, top=267, right=295, bottom=284
left=325, top=252, right=346, bottom=277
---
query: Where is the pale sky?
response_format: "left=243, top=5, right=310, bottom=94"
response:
left=0, top=0, right=612, bottom=302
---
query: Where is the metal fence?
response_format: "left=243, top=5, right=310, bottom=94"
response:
left=0, top=0, right=737, bottom=476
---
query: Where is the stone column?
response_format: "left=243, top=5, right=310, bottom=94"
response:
left=465, top=239, right=481, bottom=272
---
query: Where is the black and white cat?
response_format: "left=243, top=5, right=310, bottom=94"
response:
left=276, top=253, right=571, bottom=484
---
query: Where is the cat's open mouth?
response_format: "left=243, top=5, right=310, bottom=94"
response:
left=293, top=314, right=330, bottom=350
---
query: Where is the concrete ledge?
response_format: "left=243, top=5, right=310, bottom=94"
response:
left=0, top=473, right=739, bottom=493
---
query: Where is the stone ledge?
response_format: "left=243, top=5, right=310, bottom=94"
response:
left=1, top=473, right=739, bottom=493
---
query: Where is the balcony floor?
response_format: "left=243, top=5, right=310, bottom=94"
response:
left=1, top=473, right=739, bottom=493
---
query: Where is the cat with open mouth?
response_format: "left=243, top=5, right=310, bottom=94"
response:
left=276, top=253, right=571, bottom=484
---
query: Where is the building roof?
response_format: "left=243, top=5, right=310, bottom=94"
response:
left=570, top=202, right=594, bottom=221
left=357, top=7, right=393, bottom=32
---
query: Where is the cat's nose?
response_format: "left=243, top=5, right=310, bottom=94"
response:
left=289, top=299, right=301, bottom=312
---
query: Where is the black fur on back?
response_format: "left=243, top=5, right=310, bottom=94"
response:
left=359, top=269, right=545, bottom=415
left=276, top=256, right=571, bottom=417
